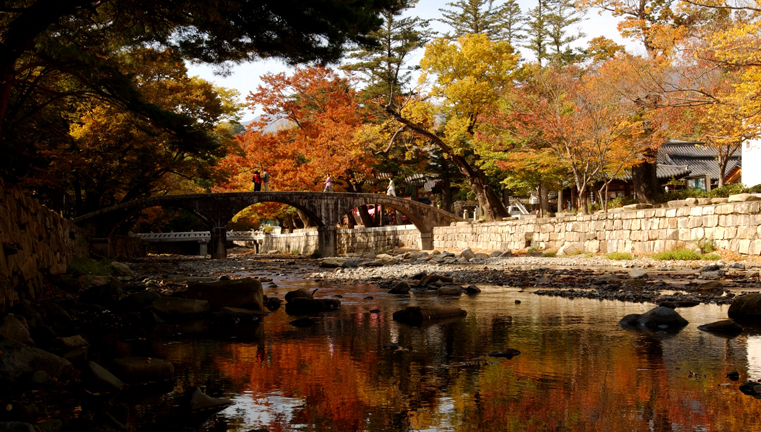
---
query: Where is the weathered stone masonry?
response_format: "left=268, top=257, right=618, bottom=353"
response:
left=0, top=180, right=88, bottom=309
left=433, top=200, right=761, bottom=255
left=248, top=225, right=422, bottom=255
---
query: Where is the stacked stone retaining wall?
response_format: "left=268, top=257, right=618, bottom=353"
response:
left=434, top=199, right=761, bottom=255
left=248, top=225, right=422, bottom=256
left=0, top=180, right=88, bottom=309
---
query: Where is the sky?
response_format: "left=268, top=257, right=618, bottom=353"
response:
left=186, top=0, right=639, bottom=123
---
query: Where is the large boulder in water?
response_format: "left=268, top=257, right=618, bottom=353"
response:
left=184, top=278, right=264, bottom=311
left=728, top=293, right=761, bottom=323
left=620, top=306, right=688, bottom=331
left=697, top=320, right=743, bottom=337
left=284, top=298, right=341, bottom=315
left=285, top=289, right=313, bottom=302
left=0, top=336, right=73, bottom=391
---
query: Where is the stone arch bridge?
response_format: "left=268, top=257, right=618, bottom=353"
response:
left=73, top=192, right=463, bottom=258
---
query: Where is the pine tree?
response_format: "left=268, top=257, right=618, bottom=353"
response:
left=545, top=0, right=586, bottom=63
left=344, top=0, right=433, bottom=103
left=439, top=0, right=504, bottom=41
left=525, top=0, right=550, bottom=64
left=497, top=0, right=527, bottom=46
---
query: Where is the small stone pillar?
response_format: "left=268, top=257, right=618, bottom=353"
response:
left=705, top=174, right=712, bottom=192
left=210, top=227, right=227, bottom=259
left=463, top=209, right=468, bottom=220
left=420, top=232, right=433, bottom=250
left=317, top=226, right=337, bottom=257
left=199, top=241, right=208, bottom=257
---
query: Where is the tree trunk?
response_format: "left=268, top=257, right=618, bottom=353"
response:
left=297, top=209, right=314, bottom=228
left=346, top=211, right=355, bottom=229
left=539, top=183, right=550, bottom=215
left=451, top=154, right=509, bottom=221
left=632, top=149, right=661, bottom=203
left=557, top=188, right=563, bottom=213
left=578, top=186, right=588, bottom=215
left=358, top=205, right=375, bottom=227
left=440, top=177, right=453, bottom=213
left=384, top=105, right=508, bottom=220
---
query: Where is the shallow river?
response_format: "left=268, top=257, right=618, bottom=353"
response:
left=144, top=265, right=761, bottom=431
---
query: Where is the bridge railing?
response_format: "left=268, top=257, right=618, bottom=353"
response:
left=131, top=228, right=282, bottom=243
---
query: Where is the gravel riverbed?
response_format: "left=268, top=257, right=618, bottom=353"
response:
left=130, top=248, right=761, bottom=306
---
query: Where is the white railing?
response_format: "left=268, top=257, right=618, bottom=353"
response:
left=131, top=227, right=282, bottom=243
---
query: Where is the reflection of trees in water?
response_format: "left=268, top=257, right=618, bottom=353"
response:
left=147, top=298, right=761, bottom=432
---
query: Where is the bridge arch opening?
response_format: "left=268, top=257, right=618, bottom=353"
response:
left=228, top=201, right=324, bottom=232
left=339, top=200, right=430, bottom=234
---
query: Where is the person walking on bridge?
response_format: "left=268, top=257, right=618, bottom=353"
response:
left=386, top=179, right=396, bottom=196
left=323, top=174, right=334, bottom=192
left=253, top=170, right=262, bottom=192
left=262, top=169, right=270, bottom=191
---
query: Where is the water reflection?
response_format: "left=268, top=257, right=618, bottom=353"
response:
left=150, top=279, right=759, bottom=432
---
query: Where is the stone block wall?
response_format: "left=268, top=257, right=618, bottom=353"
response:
left=0, top=180, right=88, bottom=309
left=433, top=200, right=761, bottom=256
left=261, top=229, right=320, bottom=255
left=252, top=225, right=422, bottom=256
left=337, top=224, right=421, bottom=254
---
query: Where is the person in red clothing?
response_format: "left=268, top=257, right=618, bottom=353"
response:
left=253, top=170, right=262, bottom=191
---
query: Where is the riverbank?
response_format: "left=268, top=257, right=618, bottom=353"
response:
left=125, top=247, right=761, bottom=307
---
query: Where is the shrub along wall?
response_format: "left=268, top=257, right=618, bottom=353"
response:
left=0, top=180, right=88, bottom=309
left=433, top=197, right=761, bottom=256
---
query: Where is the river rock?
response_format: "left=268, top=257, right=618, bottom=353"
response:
left=110, top=357, right=174, bottom=383
left=118, top=291, right=162, bottom=311
left=109, top=262, right=133, bottom=276
left=628, top=269, right=647, bottom=279
left=375, top=254, right=394, bottom=261
left=285, top=288, right=313, bottom=302
left=36, top=302, right=75, bottom=337
left=499, top=250, right=513, bottom=258
left=388, top=282, right=410, bottom=294
left=0, top=336, right=73, bottom=390
left=634, top=306, right=689, bottom=330
left=420, top=274, right=454, bottom=285
left=184, top=278, right=264, bottom=311
left=697, top=320, right=743, bottom=337
left=489, top=251, right=501, bottom=258
left=82, top=361, right=125, bottom=392
left=392, top=306, right=467, bottom=326
left=465, top=285, right=481, bottom=294
left=740, top=380, right=761, bottom=396
left=187, top=386, right=232, bottom=412
left=728, top=293, right=761, bottom=322
left=0, top=422, right=41, bottom=432
left=284, top=298, right=341, bottom=315
left=264, top=297, right=282, bottom=311
left=151, top=297, right=210, bottom=316
left=701, top=264, right=722, bottom=272
left=696, top=281, right=724, bottom=292
left=319, top=258, right=346, bottom=268
left=437, top=285, right=463, bottom=296
left=54, top=335, right=89, bottom=350
left=0, top=314, right=34, bottom=346
left=460, top=248, right=475, bottom=260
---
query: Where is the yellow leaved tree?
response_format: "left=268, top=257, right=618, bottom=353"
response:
left=385, top=33, right=519, bottom=220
